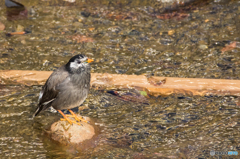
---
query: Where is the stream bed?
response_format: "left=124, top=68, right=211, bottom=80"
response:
left=0, top=0, right=240, bottom=158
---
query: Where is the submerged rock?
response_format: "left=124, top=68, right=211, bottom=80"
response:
left=50, top=116, right=95, bottom=144
left=0, top=22, right=5, bottom=31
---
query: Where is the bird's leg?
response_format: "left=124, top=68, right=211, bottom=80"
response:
left=66, top=109, right=89, bottom=124
left=57, top=110, right=81, bottom=126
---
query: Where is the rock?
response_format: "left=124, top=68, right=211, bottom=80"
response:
left=63, top=0, right=76, bottom=2
left=198, top=44, right=208, bottom=50
left=16, top=24, right=24, bottom=32
left=50, top=116, right=95, bottom=144
left=29, top=7, right=36, bottom=15
left=0, top=22, right=5, bottom=31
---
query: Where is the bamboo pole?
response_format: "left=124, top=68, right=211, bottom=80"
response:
left=1, top=70, right=240, bottom=96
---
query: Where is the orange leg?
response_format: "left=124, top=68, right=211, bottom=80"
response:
left=66, top=109, right=89, bottom=124
left=57, top=110, right=79, bottom=125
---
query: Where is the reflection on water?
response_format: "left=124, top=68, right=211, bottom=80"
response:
left=0, top=0, right=240, bottom=158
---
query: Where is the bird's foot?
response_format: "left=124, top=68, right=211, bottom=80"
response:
left=66, top=114, right=90, bottom=124
left=60, top=118, right=83, bottom=126
left=57, top=109, right=84, bottom=126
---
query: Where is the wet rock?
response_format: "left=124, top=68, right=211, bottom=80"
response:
left=156, top=12, right=189, bottom=20
left=70, top=35, right=94, bottom=43
left=72, top=22, right=83, bottom=27
left=221, top=41, right=240, bottom=53
left=5, top=0, right=28, bottom=21
left=21, top=39, right=26, bottom=44
left=50, top=116, right=95, bottom=144
left=217, top=63, right=232, bottom=70
left=64, top=0, right=76, bottom=3
left=107, top=88, right=149, bottom=105
left=129, top=30, right=140, bottom=36
left=29, top=7, right=36, bottom=15
left=16, top=24, right=24, bottom=32
left=0, top=22, right=5, bottom=31
left=198, top=44, right=208, bottom=50
left=81, top=11, right=91, bottom=17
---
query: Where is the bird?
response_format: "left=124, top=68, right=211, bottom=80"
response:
left=33, top=54, right=94, bottom=125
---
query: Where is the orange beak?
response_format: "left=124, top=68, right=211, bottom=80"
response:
left=87, top=58, right=94, bottom=63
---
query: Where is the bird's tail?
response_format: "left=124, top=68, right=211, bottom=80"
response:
left=33, top=99, right=55, bottom=117
left=32, top=106, right=43, bottom=118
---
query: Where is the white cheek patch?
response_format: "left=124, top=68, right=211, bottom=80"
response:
left=70, top=57, right=88, bottom=69
left=70, top=62, right=85, bottom=69
left=70, top=61, right=79, bottom=69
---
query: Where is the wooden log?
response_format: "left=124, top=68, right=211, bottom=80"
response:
left=1, top=70, right=240, bottom=96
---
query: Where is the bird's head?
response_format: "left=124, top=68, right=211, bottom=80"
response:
left=66, top=54, right=93, bottom=73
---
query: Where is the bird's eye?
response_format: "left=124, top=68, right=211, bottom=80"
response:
left=77, top=61, right=81, bottom=64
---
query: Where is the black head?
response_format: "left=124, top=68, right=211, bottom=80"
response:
left=66, top=54, right=92, bottom=73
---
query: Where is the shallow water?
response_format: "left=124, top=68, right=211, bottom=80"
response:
left=0, top=0, right=240, bottom=158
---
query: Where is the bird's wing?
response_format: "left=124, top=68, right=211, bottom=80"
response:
left=33, top=66, right=69, bottom=117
